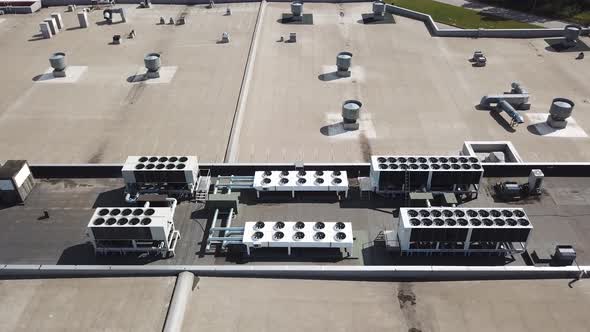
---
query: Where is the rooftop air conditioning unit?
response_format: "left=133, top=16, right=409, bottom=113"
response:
left=370, top=155, right=483, bottom=192
left=122, top=155, right=199, bottom=195
left=397, top=207, right=532, bottom=252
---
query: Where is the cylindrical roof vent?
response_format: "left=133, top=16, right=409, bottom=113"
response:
left=291, top=2, right=303, bottom=17
left=564, top=25, right=581, bottom=42
left=549, top=98, right=574, bottom=121
left=49, top=52, right=66, bottom=71
left=144, top=53, right=161, bottom=72
left=373, top=1, right=385, bottom=17
left=342, top=99, right=362, bottom=123
left=336, top=51, right=352, bottom=75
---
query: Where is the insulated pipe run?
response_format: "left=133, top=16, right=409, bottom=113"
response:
left=222, top=208, right=235, bottom=248
left=208, top=236, right=243, bottom=242
left=163, top=271, right=195, bottom=332
left=209, top=227, right=245, bottom=233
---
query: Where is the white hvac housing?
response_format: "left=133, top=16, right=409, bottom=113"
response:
left=0, top=160, right=35, bottom=204
left=370, top=155, right=483, bottom=194
left=242, top=221, right=353, bottom=256
left=86, top=201, right=180, bottom=257
left=253, top=170, right=349, bottom=198
left=122, top=155, right=199, bottom=197
left=397, top=207, right=533, bottom=255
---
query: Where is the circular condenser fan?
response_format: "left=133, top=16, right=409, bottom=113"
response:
left=314, top=232, right=326, bottom=241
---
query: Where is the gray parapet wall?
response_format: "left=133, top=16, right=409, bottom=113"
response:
left=27, top=161, right=590, bottom=178
left=385, top=4, right=588, bottom=38
left=0, top=264, right=586, bottom=281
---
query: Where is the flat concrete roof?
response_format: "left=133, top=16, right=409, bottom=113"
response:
left=1, top=276, right=588, bottom=331
left=0, top=4, right=258, bottom=163
left=185, top=277, right=590, bottom=332
left=0, top=277, right=174, bottom=332
left=1, top=175, right=589, bottom=266
left=1, top=3, right=590, bottom=163
left=234, top=2, right=590, bottom=163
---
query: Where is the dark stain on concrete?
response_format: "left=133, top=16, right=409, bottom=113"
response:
left=359, top=132, right=372, bottom=162
left=397, top=283, right=423, bottom=332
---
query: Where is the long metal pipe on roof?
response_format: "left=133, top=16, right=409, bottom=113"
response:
left=163, top=271, right=195, bottom=332
left=209, top=227, right=245, bottom=233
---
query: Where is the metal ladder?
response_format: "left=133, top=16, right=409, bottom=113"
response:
left=195, top=170, right=211, bottom=203
left=373, top=231, right=386, bottom=248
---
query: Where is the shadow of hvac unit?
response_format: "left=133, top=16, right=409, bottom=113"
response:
left=0, top=160, right=35, bottom=204
left=122, top=156, right=199, bottom=199
left=370, top=155, right=483, bottom=196
left=85, top=200, right=180, bottom=257
left=396, top=207, right=533, bottom=255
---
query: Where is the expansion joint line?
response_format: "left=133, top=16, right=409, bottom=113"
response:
left=224, top=0, right=266, bottom=163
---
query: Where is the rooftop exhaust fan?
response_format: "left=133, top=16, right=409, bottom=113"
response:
left=314, top=222, right=325, bottom=230
left=314, top=232, right=326, bottom=241
left=49, top=52, right=67, bottom=77
left=144, top=53, right=161, bottom=79
left=335, top=232, right=347, bottom=241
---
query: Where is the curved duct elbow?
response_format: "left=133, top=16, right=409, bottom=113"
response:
left=511, top=82, right=528, bottom=95
left=498, top=99, right=524, bottom=124
left=480, top=95, right=494, bottom=107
